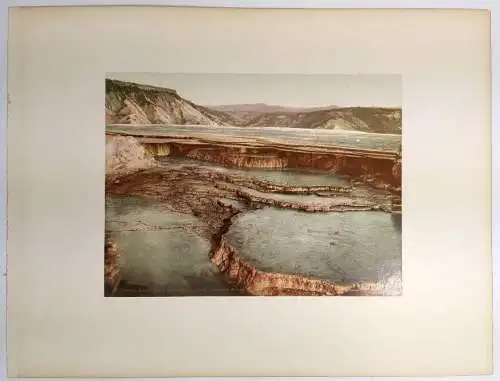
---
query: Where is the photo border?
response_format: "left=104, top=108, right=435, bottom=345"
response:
left=1, top=1, right=497, bottom=381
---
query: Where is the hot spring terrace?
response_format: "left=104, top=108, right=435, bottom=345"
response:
left=105, top=125, right=403, bottom=296
left=106, top=124, right=401, bottom=159
left=106, top=125, right=402, bottom=193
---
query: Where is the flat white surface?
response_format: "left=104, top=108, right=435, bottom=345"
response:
left=1, top=1, right=498, bottom=381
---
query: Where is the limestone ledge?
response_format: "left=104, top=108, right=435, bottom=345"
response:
left=211, top=239, right=401, bottom=297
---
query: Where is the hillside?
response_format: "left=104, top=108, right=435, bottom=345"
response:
left=209, top=103, right=340, bottom=117
left=230, top=106, right=402, bottom=134
left=105, top=79, right=235, bottom=125
left=105, top=79, right=402, bottom=134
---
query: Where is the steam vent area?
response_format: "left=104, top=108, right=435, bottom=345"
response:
left=104, top=78, right=403, bottom=297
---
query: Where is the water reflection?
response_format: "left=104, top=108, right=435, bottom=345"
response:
left=106, top=195, right=244, bottom=296
left=225, top=208, right=402, bottom=284
left=106, top=158, right=402, bottom=295
left=158, top=157, right=351, bottom=186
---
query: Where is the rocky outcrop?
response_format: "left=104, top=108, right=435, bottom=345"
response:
left=134, top=133, right=403, bottom=196
left=211, top=238, right=401, bottom=296
left=390, top=157, right=402, bottom=212
left=110, top=135, right=402, bottom=215
left=135, top=136, right=403, bottom=206
left=162, top=144, right=399, bottom=190
left=145, top=143, right=171, bottom=157
left=392, top=158, right=402, bottom=182
left=182, top=167, right=353, bottom=195
left=104, top=238, right=121, bottom=296
left=105, top=79, right=234, bottom=126
left=245, top=181, right=352, bottom=194
left=105, top=238, right=156, bottom=297
left=391, top=190, right=402, bottom=213
left=187, top=149, right=287, bottom=169
left=106, top=135, right=156, bottom=176
left=225, top=186, right=381, bottom=213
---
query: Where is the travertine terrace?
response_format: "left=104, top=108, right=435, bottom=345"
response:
left=104, top=133, right=402, bottom=296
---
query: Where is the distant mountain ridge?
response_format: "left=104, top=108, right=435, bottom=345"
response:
left=209, top=103, right=340, bottom=113
left=105, top=79, right=402, bottom=134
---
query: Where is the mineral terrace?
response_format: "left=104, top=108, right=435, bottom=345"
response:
left=104, top=131, right=402, bottom=297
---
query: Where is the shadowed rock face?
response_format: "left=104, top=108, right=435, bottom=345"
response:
left=104, top=238, right=121, bottom=296
left=144, top=141, right=401, bottom=190
left=392, top=158, right=402, bottom=182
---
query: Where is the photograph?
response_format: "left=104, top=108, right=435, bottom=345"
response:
left=104, top=73, right=403, bottom=297
left=5, top=4, right=493, bottom=378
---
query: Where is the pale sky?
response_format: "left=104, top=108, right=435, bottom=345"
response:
left=107, top=73, right=401, bottom=108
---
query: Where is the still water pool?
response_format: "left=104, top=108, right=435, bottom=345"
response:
left=225, top=208, right=402, bottom=284
left=105, top=159, right=401, bottom=295
left=106, top=195, right=245, bottom=296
